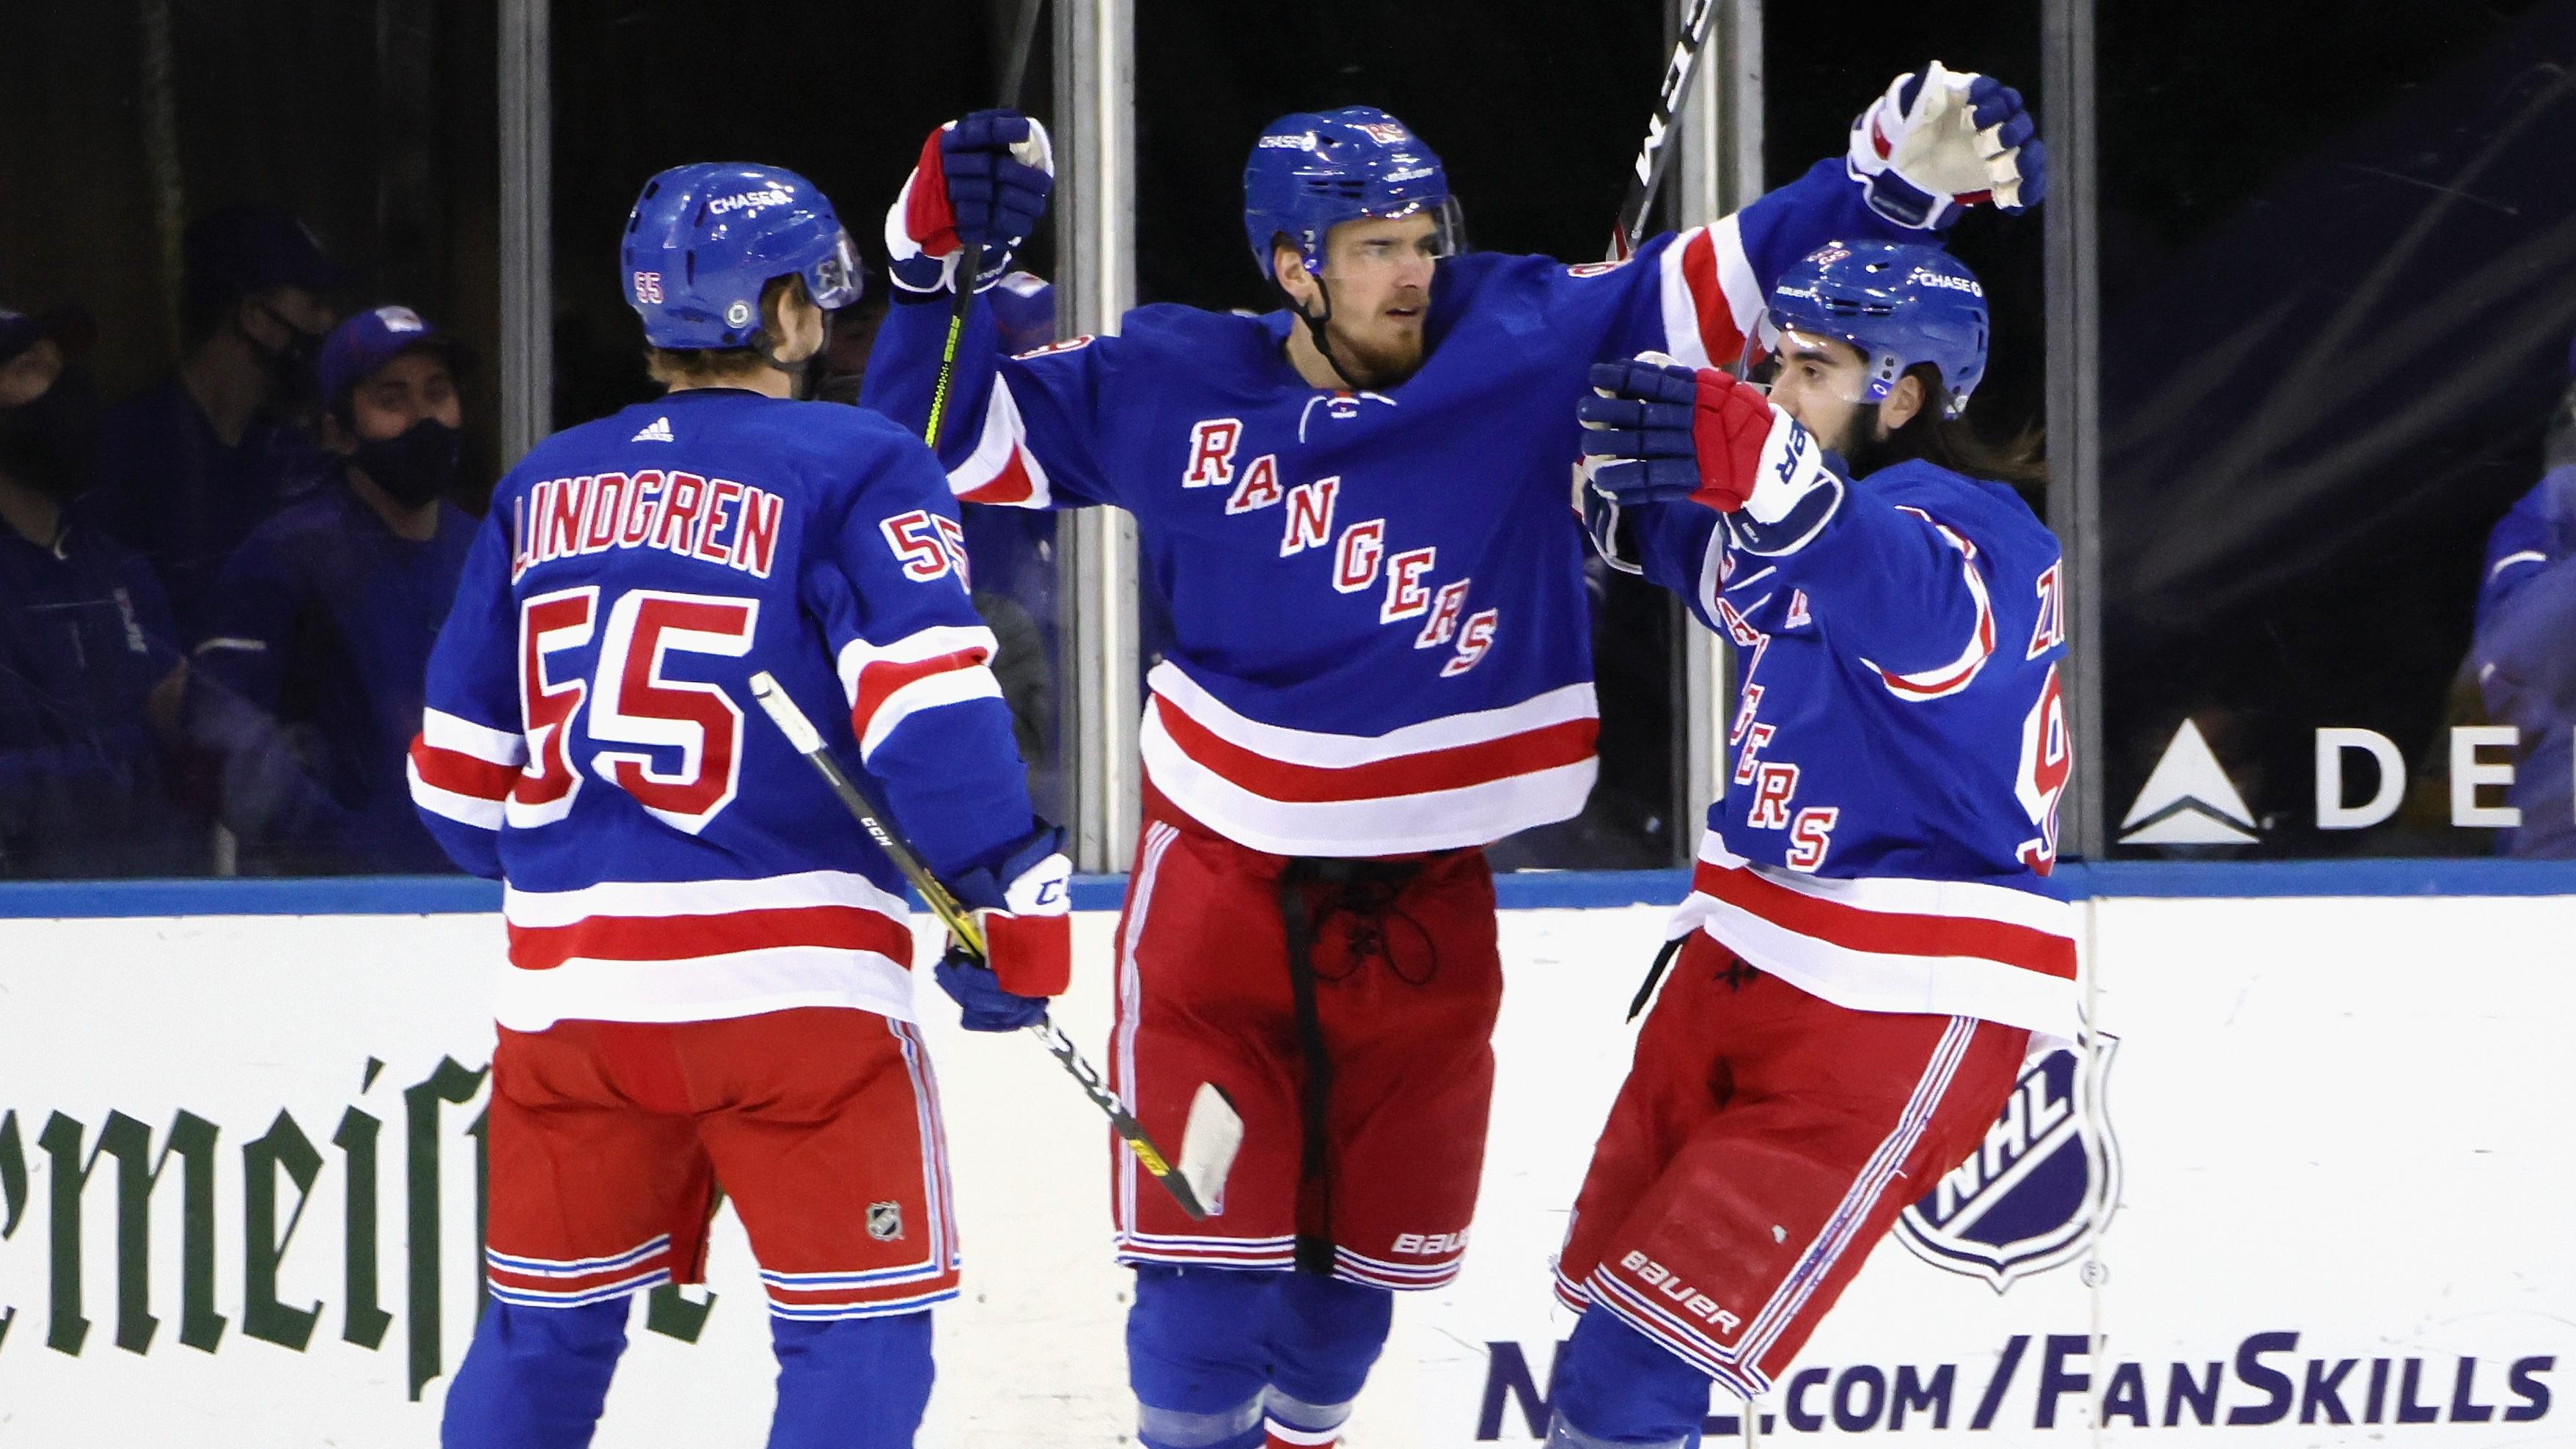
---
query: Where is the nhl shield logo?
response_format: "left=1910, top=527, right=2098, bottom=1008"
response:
left=866, top=1201, right=905, bottom=1242
left=1893, top=1032, right=2120, bottom=1291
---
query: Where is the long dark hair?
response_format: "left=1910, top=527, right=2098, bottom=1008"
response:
left=1879, top=362, right=2048, bottom=502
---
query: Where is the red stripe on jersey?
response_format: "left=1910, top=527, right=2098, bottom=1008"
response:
left=507, top=904, right=915, bottom=972
left=408, top=733, right=520, bottom=801
left=1689, top=858, right=2077, bottom=980
left=851, top=646, right=991, bottom=733
left=1679, top=229, right=1737, bottom=362
left=1151, top=695, right=1598, bottom=804
left=958, top=445, right=1038, bottom=505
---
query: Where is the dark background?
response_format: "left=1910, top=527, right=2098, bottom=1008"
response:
left=2095, top=0, right=2576, bottom=855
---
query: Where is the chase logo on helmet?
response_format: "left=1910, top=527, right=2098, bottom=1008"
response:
left=1893, top=1032, right=2120, bottom=1291
left=1908, top=266, right=1984, bottom=296
left=708, top=188, right=793, bottom=214
left=1257, top=133, right=1318, bottom=150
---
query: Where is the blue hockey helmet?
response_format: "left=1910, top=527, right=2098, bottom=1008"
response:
left=620, top=162, right=863, bottom=349
left=1242, top=106, right=1461, bottom=281
left=1760, top=241, right=1989, bottom=419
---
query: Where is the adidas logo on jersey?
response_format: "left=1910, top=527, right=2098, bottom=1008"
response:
left=631, top=416, right=675, bottom=443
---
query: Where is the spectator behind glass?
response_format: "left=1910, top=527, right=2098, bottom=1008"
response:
left=2466, top=331, right=2576, bottom=858
left=89, top=205, right=342, bottom=644
left=0, top=306, right=198, bottom=876
left=186, top=306, right=476, bottom=874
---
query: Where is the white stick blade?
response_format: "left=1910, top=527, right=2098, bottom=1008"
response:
left=746, top=671, right=826, bottom=755
left=1178, top=1082, right=1244, bottom=1218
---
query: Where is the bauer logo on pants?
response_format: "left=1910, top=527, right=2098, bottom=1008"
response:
left=1893, top=1033, right=2120, bottom=1291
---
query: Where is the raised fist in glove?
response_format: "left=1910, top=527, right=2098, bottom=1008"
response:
left=1578, top=354, right=1842, bottom=554
left=889, top=109, right=1055, bottom=295
left=933, top=823, right=1073, bottom=1032
left=1846, top=61, right=2046, bottom=231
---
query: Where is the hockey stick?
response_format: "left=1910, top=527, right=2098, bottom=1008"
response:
left=921, top=0, right=1049, bottom=450
left=1608, top=0, right=1720, bottom=261
left=745, top=672, right=1235, bottom=1221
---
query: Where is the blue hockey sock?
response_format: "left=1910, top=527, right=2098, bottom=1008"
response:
left=767, top=1311, right=935, bottom=1449
left=1129, top=1265, right=1275, bottom=1449
left=1545, top=1307, right=1711, bottom=1448
left=440, top=1298, right=630, bottom=1449
left=1263, top=1274, right=1391, bottom=1441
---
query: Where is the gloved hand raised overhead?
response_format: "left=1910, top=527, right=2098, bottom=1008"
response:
left=889, top=109, right=1055, bottom=296
left=1845, top=61, right=2046, bottom=230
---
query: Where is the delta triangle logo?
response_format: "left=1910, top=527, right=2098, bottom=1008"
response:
left=2118, top=719, right=2258, bottom=845
left=631, top=415, right=675, bottom=443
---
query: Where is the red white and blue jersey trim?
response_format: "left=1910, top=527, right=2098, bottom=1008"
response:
left=491, top=869, right=916, bottom=1032
left=486, top=1234, right=675, bottom=1310
left=1670, top=830, right=2079, bottom=1039
left=837, top=623, right=1003, bottom=763
left=947, top=373, right=1056, bottom=507
left=408, top=706, right=527, bottom=831
left=1656, top=215, right=1763, bottom=371
left=1137, top=661, right=1599, bottom=857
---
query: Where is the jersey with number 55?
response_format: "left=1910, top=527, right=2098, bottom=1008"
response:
left=407, top=389, right=1036, bottom=1033
left=1617, top=455, right=2077, bottom=1039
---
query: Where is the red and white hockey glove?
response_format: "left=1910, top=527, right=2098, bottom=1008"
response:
left=1579, top=354, right=1843, bottom=554
left=1846, top=61, right=2047, bottom=230
left=934, top=824, right=1073, bottom=1032
left=887, top=109, right=1055, bottom=297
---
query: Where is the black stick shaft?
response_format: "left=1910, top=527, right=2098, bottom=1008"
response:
left=744, top=672, right=1209, bottom=1219
left=1610, top=0, right=1720, bottom=261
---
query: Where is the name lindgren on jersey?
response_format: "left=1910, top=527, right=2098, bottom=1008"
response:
left=862, top=158, right=1901, bottom=856
left=1624, top=459, right=2079, bottom=1039
left=407, top=390, right=1032, bottom=1031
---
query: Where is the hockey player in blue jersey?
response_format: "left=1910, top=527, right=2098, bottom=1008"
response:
left=413, top=163, right=1071, bottom=1448
left=862, top=70, right=2042, bottom=1449
left=1545, top=242, right=2073, bottom=1444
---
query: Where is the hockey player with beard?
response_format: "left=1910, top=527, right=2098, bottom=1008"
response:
left=1545, top=242, right=2074, bottom=1445
left=862, top=69, right=2044, bottom=1449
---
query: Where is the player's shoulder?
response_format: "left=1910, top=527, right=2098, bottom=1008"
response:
left=1112, top=302, right=1278, bottom=365
left=1868, top=459, right=2058, bottom=562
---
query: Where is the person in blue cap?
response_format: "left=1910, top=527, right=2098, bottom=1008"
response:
left=184, top=304, right=475, bottom=873
left=89, top=205, right=344, bottom=643
left=0, top=304, right=198, bottom=876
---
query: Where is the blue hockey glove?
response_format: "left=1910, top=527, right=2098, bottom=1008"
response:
left=889, top=110, right=1056, bottom=296
left=933, top=823, right=1072, bottom=1032
left=1579, top=353, right=1843, bottom=554
left=1846, top=62, right=2046, bottom=230
left=1577, top=355, right=1705, bottom=505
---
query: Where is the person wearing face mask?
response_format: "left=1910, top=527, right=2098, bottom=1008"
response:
left=0, top=304, right=198, bottom=877
left=183, top=304, right=475, bottom=873
left=89, top=205, right=342, bottom=644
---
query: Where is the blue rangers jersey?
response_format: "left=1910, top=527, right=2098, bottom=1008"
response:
left=862, top=160, right=1901, bottom=857
left=408, top=389, right=1036, bottom=1031
left=1621, top=458, right=2077, bottom=1038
